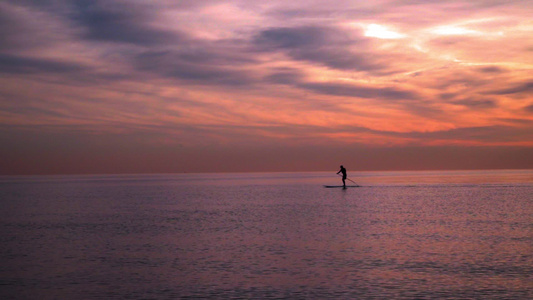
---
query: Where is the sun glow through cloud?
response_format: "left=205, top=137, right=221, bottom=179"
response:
left=431, top=25, right=480, bottom=35
left=364, top=24, right=406, bottom=39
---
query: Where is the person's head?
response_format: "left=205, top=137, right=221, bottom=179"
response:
left=340, top=165, right=343, bottom=168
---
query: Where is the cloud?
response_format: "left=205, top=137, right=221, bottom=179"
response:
left=253, top=26, right=384, bottom=72
left=0, top=53, right=85, bottom=74
left=405, top=124, right=533, bottom=144
left=476, top=66, right=506, bottom=73
left=524, top=104, right=533, bottom=113
left=488, top=81, right=533, bottom=95
left=298, top=82, right=420, bottom=100
left=254, top=26, right=336, bottom=49
left=0, top=2, right=66, bottom=52
left=132, top=49, right=257, bottom=86
left=452, top=98, right=498, bottom=109
left=263, top=68, right=306, bottom=85
left=71, top=0, right=182, bottom=45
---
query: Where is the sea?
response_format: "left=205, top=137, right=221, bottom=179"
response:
left=0, top=170, right=531, bottom=299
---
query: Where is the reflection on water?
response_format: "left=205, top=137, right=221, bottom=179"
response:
left=0, top=170, right=532, bottom=299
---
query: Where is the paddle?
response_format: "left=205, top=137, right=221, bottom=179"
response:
left=337, top=173, right=360, bottom=187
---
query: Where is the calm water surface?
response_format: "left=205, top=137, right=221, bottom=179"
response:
left=1, top=170, right=532, bottom=299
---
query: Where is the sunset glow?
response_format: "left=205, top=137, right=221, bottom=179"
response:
left=364, top=24, right=406, bottom=39
left=0, top=0, right=532, bottom=174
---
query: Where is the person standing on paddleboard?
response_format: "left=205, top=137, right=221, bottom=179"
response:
left=337, top=165, right=347, bottom=188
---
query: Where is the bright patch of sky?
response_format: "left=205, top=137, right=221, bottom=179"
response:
left=364, top=24, right=406, bottom=39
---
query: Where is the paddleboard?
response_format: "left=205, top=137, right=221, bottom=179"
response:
left=324, top=185, right=360, bottom=188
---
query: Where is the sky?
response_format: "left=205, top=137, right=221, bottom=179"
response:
left=0, top=0, right=532, bottom=174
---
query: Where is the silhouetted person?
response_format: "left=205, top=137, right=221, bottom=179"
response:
left=337, top=165, right=347, bottom=188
